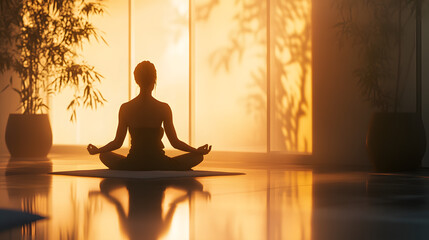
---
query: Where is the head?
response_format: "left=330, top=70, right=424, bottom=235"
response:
left=134, top=61, right=157, bottom=92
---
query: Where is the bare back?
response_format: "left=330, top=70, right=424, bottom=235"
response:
left=121, top=96, right=168, bottom=129
left=118, top=96, right=179, bottom=148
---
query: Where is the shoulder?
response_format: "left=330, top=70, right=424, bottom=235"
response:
left=119, top=102, right=130, bottom=112
left=120, top=97, right=139, bottom=110
left=154, top=100, right=171, bottom=118
left=153, top=99, right=170, bottom=111
left=118, top=101, right=133, bottom=119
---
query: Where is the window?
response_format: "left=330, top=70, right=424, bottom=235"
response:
left=50, top=0, right=312, bottom=154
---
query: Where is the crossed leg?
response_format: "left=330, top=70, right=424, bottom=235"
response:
left=99, top=151, right=204, bottom=171
left=171, top=152, right=204, bottom=170
left=99, top=152, right=127, bottom=170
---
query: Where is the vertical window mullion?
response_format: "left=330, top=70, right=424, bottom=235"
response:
left=267, top=0, right=271, bottom=153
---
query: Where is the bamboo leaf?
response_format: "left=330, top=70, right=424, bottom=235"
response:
left=0, top=84, right=9, bottom=93
left=1, top=0, right=106, bottom=118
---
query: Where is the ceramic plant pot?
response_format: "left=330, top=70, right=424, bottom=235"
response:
left=5, top=114, right=53, bottom=157
left=366, top=112, right=426, bottom=172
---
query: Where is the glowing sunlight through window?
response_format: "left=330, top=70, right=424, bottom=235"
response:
left=50, top=0, right=312, bottom=154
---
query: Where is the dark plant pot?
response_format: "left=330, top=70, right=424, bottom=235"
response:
left=366, top=112, right=426, bottom=172
left=5, top=114, right=53, bottom=158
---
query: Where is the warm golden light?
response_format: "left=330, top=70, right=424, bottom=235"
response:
left=270, top=0, right=312, bottom=153
left=160, top=188, right=191, bottom=240
left=51, top=177, right=124, bottom=239
left=268, top=170, right=313, bottom=239
left=2, top=165, right=312, bottom=239
left=50, top=0, right=129, bottom=146
left=191, top=170, right=313, bottom=240
left=193, top=0, right=268, bottom=152
left=50, top=0, right=312, bottom=154
left=131, top=0, right=190, bottom=148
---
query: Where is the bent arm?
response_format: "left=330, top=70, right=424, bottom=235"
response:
left=163, top=105, right=198, bottom=153
left=88, top=105, right=127, bottom=154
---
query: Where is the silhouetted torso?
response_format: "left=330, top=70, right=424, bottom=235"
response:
left=120, top=97, right=178, bottom=170
left=128, top=126, right=165, bottom=157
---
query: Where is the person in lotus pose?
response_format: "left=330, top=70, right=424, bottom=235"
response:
left=87, top=61, right=211, bottom=170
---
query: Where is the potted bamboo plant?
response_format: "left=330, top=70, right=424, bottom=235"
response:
left=336, top=0, right=426, bottom=171
left=0, top=0, right=106, bottom=157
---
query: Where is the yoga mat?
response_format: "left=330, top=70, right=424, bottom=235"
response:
left=51, top=169, right=244, bottom=179
left=0, top=209, right=45, bottom=231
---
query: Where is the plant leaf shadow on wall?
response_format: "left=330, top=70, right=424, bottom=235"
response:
left=195, top=0, right=312, bottom=152
left=335, top=0, right=417, bottom=112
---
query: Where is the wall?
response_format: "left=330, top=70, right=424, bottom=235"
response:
left=312, top=0, right=373, bottom=167
left=313, top=0, right=429, bottom=168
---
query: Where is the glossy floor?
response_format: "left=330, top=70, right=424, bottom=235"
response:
left=0, top=154, right=428, bottom=240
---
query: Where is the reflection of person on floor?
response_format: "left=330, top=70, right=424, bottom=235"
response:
left=87, top=61, right=211, bottom=170
left=91, top=178, right=210, bottom=240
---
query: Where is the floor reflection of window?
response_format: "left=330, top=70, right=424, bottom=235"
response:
left=50, top=0, right=312, bottom=154
left=4, top=168, right=312, bottom=239
left=190, top=170, right=313, bottom=240
left=268, top=170, right=313, bottom=239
